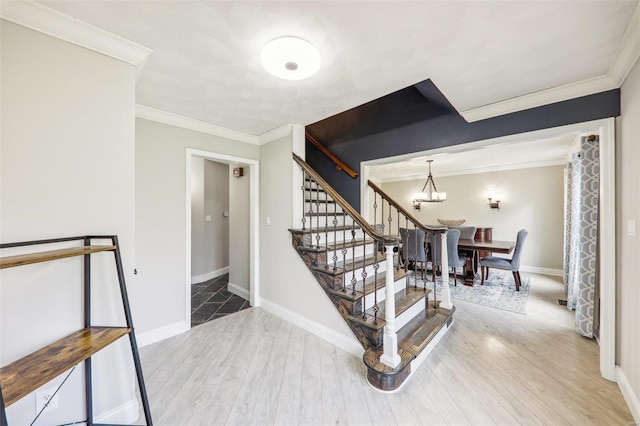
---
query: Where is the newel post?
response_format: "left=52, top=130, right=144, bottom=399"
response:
left=439, top=231, right=453, bottom=310
left=380, top=243, right=401, bottom=368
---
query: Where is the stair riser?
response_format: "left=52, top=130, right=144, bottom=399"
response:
left=363, top=276, right=407, bottom=311
left=318, top=261, right=388, bottom=292
left=305, top=215, right=352, bottom=228
left=327, top=243, right=375, bottom=263
left=304, top=202, right=342, bottom=214
left=305, top=229, right=366, bottom=245
left=394, top=295, right=427, bottom=330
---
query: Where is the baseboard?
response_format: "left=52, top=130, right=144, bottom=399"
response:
left=191, top=266, right=229, bottom=284
left=520, top=265, right=563, bottom=277
left=136, top=320, right=188, bottom=348
left=616, top=366, right=640, bottom=424
left=94, top=398, right=139, bottom=424
left=259, top=298, right=364, bottom=358
left=228, top=282, right=249, bottom=300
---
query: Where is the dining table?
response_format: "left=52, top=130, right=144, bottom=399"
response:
left=456, top=238, right=516, bottom=286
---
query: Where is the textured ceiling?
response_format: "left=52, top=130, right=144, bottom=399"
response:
left=41, top=1, right=637, bottom=135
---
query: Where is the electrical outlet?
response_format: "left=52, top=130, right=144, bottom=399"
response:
left=35, top=387, right=59, bottom=413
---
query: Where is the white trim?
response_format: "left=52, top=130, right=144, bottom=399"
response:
left=94, top=398, right=140, bottom=424
left=608, top=2, right=640, bottom=85
left=361, top=117, right=617, bottom=383
left=519, top=266, right=563, bottom=277
left=259, top=123, right=293, bottom=145
left=186, top=148, right=260, bottom=332
left=459, top=5, right=639, bottom=123
left=616, top=366, right=640, bottom=424
left=260, top=298, right=364, bottom=358
left=459, top=75, right=617, bottom=123
left=598, top=118, right=616, bottom=381
left=0, top=1, right=152, bottom=71
left=227, top=282, right=249, bottom=300
left=191, top=266, right=229, bottom=284
left=136, top=320, right=188, bottom=348
left=137, top=105, right=259, bottom=145
left=291, top=124, right=306, bottom=228
left=367, top=319, right=453, bottom=394
left=378, top=159, right=567, bottom=183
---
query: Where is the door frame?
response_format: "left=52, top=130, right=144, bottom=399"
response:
left=360, top=117, right=617, bottom=381
left=185, top=148, right=260, bottom=329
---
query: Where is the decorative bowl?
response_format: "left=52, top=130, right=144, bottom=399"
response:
left=437, top=218, right=466, bottom=227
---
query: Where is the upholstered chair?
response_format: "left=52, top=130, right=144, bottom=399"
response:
left=399, top=228, right=427, bottom=279
left=430, top=229, right=466, bottom=285
left=480, top=229, right=528, bottom=291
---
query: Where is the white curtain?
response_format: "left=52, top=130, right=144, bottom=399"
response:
left=564, top=136, right=599, bottom=338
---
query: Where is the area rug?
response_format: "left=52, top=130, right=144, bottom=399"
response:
left=428, top=270, right=531, bottom=314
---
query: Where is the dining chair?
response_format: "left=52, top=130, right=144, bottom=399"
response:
left=430, top=229, right=466, bottom=285
left=480, top=229, right=528, bottom=291
left=399, top=228, right=427, bottom=279
left=452, top=225, right=477, bottom=270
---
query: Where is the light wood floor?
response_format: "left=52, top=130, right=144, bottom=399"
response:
left=136, top=274, right=634, bottom=425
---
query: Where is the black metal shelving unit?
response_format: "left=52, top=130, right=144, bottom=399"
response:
left=0, top=235, right=152, bottom=426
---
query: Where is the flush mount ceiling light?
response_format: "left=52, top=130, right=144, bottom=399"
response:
left=261, top=37, right=321, bottom=80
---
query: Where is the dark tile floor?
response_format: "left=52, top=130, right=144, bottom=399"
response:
left=191, top=273, right=250, bottom=327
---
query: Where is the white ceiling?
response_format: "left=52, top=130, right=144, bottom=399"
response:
left=368, top=133, right=578, bottom=182
left=38, top=1, right=638, bottom=136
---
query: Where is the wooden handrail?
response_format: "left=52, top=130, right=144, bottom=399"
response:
left=305, top=132, right=358, bottom=178
left=368, top=180, right=447, bottom=234
left=293, top=154, right=398, bottom=245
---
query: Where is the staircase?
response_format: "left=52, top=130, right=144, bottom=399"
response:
left=289, top=154, right=456, bottom=392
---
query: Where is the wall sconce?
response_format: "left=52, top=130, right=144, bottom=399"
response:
left=487, top=198, right=501, bottom=210
left=412, top=200, right=421, bottom=210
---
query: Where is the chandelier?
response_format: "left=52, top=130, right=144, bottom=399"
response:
left=412, top=160, right=446, bottom=210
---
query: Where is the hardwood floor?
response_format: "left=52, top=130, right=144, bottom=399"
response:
left=137, top=273, right=634, bottom=425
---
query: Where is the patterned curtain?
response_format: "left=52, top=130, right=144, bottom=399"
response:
left=564, top=136, right=599, bottom=338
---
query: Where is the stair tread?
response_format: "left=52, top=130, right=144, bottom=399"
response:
left=288, top=225, right=360, bottom=234
left=326, top=268, right=410, bottom=300
left=397, top=301, right=456, bottom=357
left=304, top=212, right=348, bottom=217
left=314, top=252, right=384, bottom=276
left=326, top=238, right=375, bottom=251
left=362, top=303, right=455, bottom=374
left=305, top=198, right=335, bottom=203
left=366, top=286, right=429, bottom=318
left=348, top=286, right=429, bottom=331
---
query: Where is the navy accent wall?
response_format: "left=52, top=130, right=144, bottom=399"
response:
left=306, top=80, right=620, bottom=209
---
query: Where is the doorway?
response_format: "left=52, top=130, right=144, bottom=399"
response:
left=185, top=149, right=260, bottom=330
left=360, top=117, right=616, bottom=381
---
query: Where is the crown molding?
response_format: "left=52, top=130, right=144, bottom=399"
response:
left=608, top=1, right=640, bottom=85
left=378, top=159, right=567, bottom=184
left=135, top=105, right=260, bottom=145
left=459, top=75, right=618, bottom=122
left=258, top=124, right=293, bottom=145
left=461, top=2, right=639, bottom=123
left=0, top=1, right=153, bottom=72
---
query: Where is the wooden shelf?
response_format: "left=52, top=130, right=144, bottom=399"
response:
left=0, top=245, right=116, bottom=269
left=0, top=327, right=130, bottom=407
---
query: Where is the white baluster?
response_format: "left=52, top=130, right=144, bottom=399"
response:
left=380, top=243, right=401, bottom=368
left=439, top=231, right=453, bottom=310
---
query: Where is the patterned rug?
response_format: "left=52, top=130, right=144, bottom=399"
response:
left=427, top=269, right=531, bottom=314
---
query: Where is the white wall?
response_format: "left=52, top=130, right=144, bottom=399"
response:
left=229, top=164, right=250, bottom=298
left=259, top=134, right=358, bottom=352
left=191, top=157, right=229, bottom=282
left=617, top=57, right=640, bottom=421
left=380, top=165, right=565, bottom=271
left=0, top=21, right=137, bottom=423
left=135, top=118, right=259, bottom=339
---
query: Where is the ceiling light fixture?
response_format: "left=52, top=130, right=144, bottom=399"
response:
left=261, top=37, right=321, bottom=80
left=412, top=160, right=446, bottom=210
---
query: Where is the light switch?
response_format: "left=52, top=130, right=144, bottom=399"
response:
left=223, top=211, right=229, bottom=217
left=628, top=220, right=636, bottom=237
left=266, top=216, right=271, bottom=226
left=205, top=215, right=212, bottom=222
